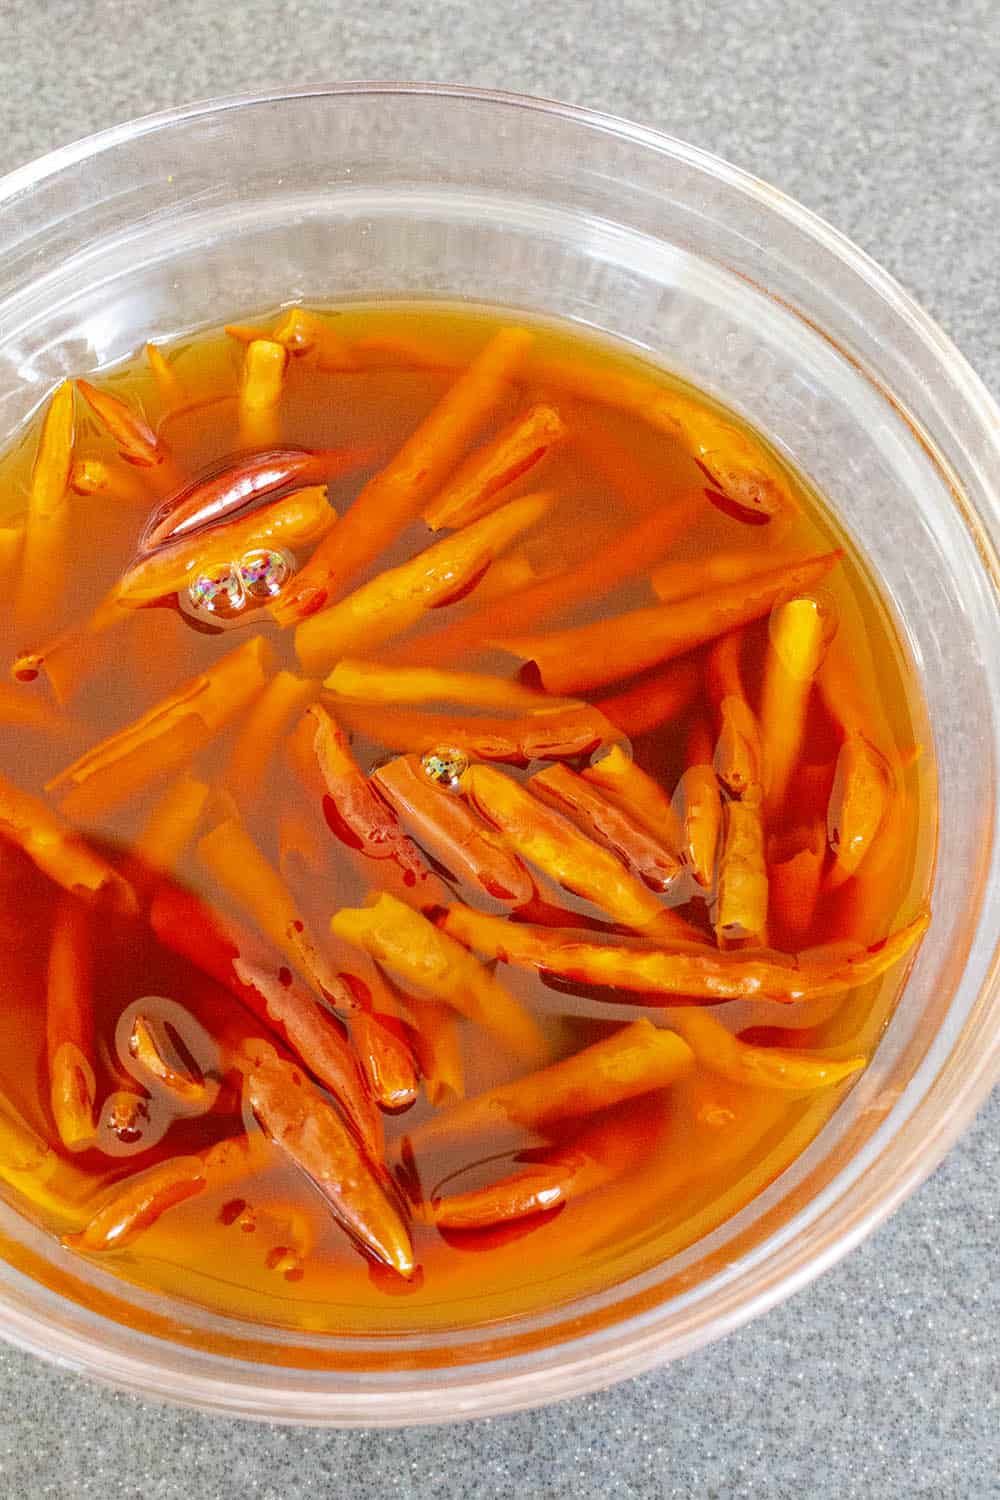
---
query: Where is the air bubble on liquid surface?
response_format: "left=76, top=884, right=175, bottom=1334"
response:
left=420, top=747, right=470, bottom=791
left=187, top=561, right=247, bottom=621
left=239, top=547, right=292, bottom=601
left=182, top=548, right=295, bottom=629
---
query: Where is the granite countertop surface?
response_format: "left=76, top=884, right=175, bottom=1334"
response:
left=0, top=1, right=997, bottom=1494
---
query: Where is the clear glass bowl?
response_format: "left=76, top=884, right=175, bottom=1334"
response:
left=0, top=84, right=997, bottom=1426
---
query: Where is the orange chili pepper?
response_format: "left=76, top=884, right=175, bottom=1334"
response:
left=239, top=339, right=287, bottom=446
left=816, top=633, right=887, bottom=744
left=0, top=1090, right=91, bottom=1228
left=304, top=704, right=440, bottom=898
left=373, top=755, right=535, bottom=906
left=706, top=628, right=763, bottom=804
left=674, top=764, right=722, bottom=890
left=651, top=392, right=799, bottom=524
left=424, top=1104, right=655, bottom=1231
left=273, top=326, right=533, bottom=623
left=390, top=488, right=706, bottom=667
left=76, top=378, right=167, bottom=471
left=836, top=777, right=914, bottom=948
left=498, top=551, right=840, bottom=696
left=827, top=735, right=893, bottom=886
left=149, top=881, right=380, bottom=1157
left=68, top=1134, right=270, bottom=1252
left=468, top=549, right=550, bottom=603
left=706, top=626, right=749, bottom=708
left=406, top=1019, right=692, bottom=1150
left=46, top=636, right=273, bottom=809
left=529, top=763, right=681, bottom=894
left=127, top=1014, right=211, bottom=1108
left=714, top=800, right=768, bottom=944
left=407, top=996, right=465, bottom=1107
left=0, top=770, right=136, bottom=914
left=119, top=489, right=336, bottom=607
left=325, top=658, right=561, bottom=713
left=145, top=342, right=185, bottom=412
left=333, top=699, right=621, bottom=768
left=243, top=1048, right=414, bottom=1275
left=582, top=745, right=681, bottom=847
left=652, top=550, right=810, bottom=603
left=141, top=446, right=365, bottom=552
left=716, top=696, right=763, bottom=804
left=224, top=321, right=273, bottom=343
left=816, top=635, right=902, bottom=891
left=293, top=491, right=554, bottom=675
left=439, top=900, right=929, bottom=1003
left=461, top=764, right=703, bottom=944
left=768, top=820, right=826, bottom=948
left=14, top=382, right=75, bottom=637
left=224, top=670, right=319, bottom=813
left=526, top=354, right=798, bottom=522
left=685, top=713, right=714, bottom=771
left=197, top=815, right=345, bottom=1007
left=595, top=656, right=703, bottom=738
left=423, top=403, right=567, bottom=530
left=58, top=714, right=205, bottom=822
left=672, top=1011, right=865, bottom=1092
left=99, top=1089, right=153, bottom=1150
left=273, top=308, right=358, bottom=369
left=46, top=896, right=96, bottom=1150
left=759, top=595, right=829, bottom=809
left=351, top=1011, right=420, bottom=1114
left=331, top=894, right=550, bottom=1066
left=70, top=456, right=150, bottom=505
left=227, top=308, right=357, bottom=369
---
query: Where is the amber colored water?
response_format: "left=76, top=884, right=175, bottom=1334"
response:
left=0, top=304, right=935, bottom=1336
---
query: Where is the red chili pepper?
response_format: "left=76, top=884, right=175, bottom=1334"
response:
left=140, top=446, right=372, bottom=552
left=149, top=879, right=382, bottom=1157
left=307, top=705, right=440, bottom=894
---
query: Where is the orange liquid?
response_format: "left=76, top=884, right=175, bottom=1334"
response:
left=0, top=304, right=935, bottom=1337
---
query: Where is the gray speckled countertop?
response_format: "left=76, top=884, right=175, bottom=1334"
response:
left=1, top=2, right=998, bottom=1494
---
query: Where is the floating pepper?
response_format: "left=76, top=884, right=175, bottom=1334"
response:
left=440, top=901, right=929, bottom=1003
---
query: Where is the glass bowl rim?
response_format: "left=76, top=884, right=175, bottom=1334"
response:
left=0, top=78, right=996, bottom=441
left=0, top=81, right=997, bottom=1423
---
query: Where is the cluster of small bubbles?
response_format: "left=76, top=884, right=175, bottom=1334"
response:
left=185, top=548, right=294, bottom=623
left=420, top=746, right=470, bottom=791
left=240, top=547, right=291, bottom=600
left=189, top=563, right=246, bottom=620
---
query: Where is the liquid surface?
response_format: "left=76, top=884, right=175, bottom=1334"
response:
left=0, top=304, right=935, bottom=1340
